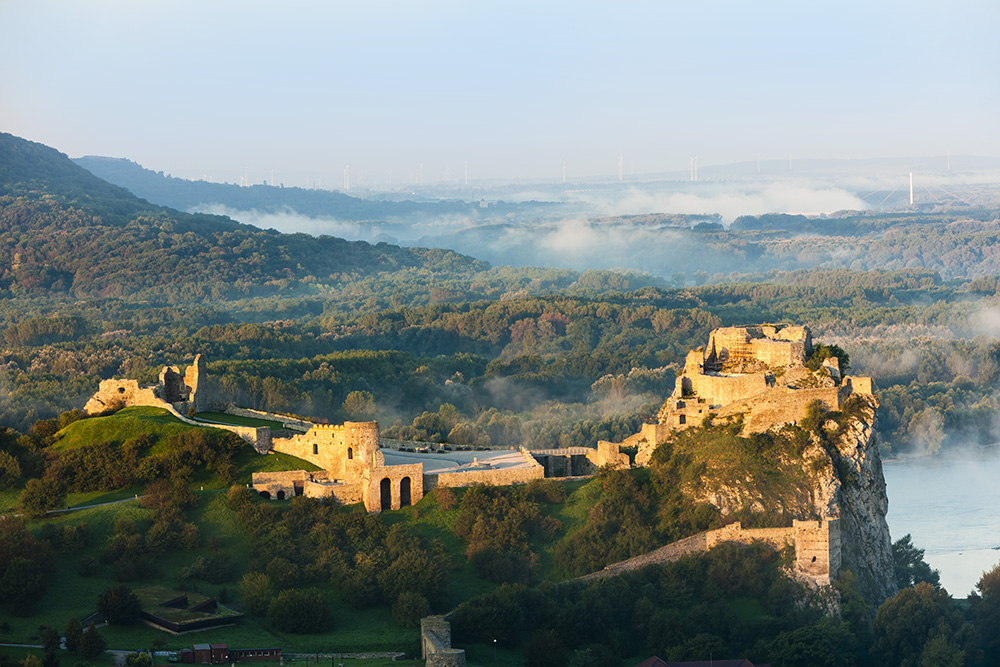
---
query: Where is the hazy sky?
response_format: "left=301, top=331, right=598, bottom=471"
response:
left=2, top=0, right=998, bottom=186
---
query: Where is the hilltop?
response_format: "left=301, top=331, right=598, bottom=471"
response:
left=73, top=155, right=482, bottom=221
left=0, top=132, right=488, bottom=301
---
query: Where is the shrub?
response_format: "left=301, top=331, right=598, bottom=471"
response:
left=97, top=585, right=141, bottom=625
left=391, top=591, right=431, bottom=628
left=77, top=624, right=107, bottom=659
left=238, top=572, right=272, bottom=616
left=267, top=589, right=331, bottom=633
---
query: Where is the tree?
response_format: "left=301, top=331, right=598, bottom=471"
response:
left=391, top=591, right=430, bottom=628
left=124, top=652, right=152, bottom=667
left=525, top=629, right=567, bottom=667
left=77, top=623, right=107, bottom=659
left=0, top=557, right=46, bottom=612
left=97, top=584, right=141, bottom=625
left=892, top=534, right=940, bottom=589
left=64, top=617, right=83, bottom=652
left=267, top=589, right=331, bottom=633
left=19, top=478, right=66, bottom=517
left=238, top=572, right=272, bottom=616
left=971, top=560, right=1000, bottom=659
left=342, top=391, right=377, bottom=421
left=872, top=582, right=976, bottom=667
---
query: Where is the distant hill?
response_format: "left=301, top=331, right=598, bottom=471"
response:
left=0, top=133, right=488, bottom=300
left=74, top=155, right=483, bottom=220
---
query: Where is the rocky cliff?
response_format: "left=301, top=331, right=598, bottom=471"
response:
left=673, top=395, right=895, bottom=601
left=807, top=396, right=896, bottom=601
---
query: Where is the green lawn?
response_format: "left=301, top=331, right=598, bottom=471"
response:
left=51, top=407, right=197, bottom=450
left=195, top=412, right=285, bottom=430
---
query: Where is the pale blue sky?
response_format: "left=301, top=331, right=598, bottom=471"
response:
left=2, top=0, right=998, bottom=186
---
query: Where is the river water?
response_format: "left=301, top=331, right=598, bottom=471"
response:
left=883, top=450, right=1000, bottom=597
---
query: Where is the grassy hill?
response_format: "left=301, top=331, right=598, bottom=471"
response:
left=0, top=132, right=488, bottom=301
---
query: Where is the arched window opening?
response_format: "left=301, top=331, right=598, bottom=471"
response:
left=313, top=444, right=318, bottom=455
left=348, top=447, right=354, bottom=460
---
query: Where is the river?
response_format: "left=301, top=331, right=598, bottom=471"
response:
left=883, top=450, right=1000, bottom=597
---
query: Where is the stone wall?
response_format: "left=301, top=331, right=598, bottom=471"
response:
left=425, top=449, right=544, bottom=490
left=271, top=422, right=380, bottom=476
left=530, top=447, right=595, bottom=477
left=251, top=470, right=365, bottom=505
left=421, top=616, right=465, bottom=667
left=224, top=405, right=313, bottom=432
left=844, top=375, right=875, bottom=395
left=794, top=519, right=841, bottom=585
left=84, top=379, right=163, bottom=414
left=688, top=371, right=771, bottom=407
left=576, top=518, right=839, bottom=588
left=588, top=441, right=630, bottom=469
left=720, top=386, right=845, bottom=435
left=366, top=461, right=424, bottom=512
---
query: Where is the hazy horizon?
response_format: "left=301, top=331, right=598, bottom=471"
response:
left=3, top=1, right=998, bottom=188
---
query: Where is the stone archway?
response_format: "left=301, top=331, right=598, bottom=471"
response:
left=380, top=477, right=392, bottom=511
left=400, top=477, right=412, bottom=507
left=276, top=490, right=286, bottom=500
left=258, top=490, right=271, bottom=500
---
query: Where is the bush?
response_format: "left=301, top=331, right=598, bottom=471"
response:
left=391, top=591, right=431, bottom=628
left=77, top=624, right=107, bottom=659
left=97, top=584, right=141, bottom=625
left=238, top=572, right=272, bottom=616
left=432, top=486, right=457, bottom=510
left=267, top=589, right=331, bottom=633
left=19, top=478, right=66, bottom=517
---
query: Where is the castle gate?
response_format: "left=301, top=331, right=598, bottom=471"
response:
left=380, top=478, right=392, bottom=511
left=400, top=477, right=412, bottom=506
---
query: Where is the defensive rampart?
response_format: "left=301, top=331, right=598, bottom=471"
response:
left=420, top=616, right=465, bottom=667
left=223, top=406, right=313, bottom=432
left=424, top=448, right=543, bottom=490
left=577, top=519, right=839, bottom=587
left=271, top=422, right=380, bottom=476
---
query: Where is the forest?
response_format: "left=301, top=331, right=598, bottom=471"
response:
left=4, top=131, right=1000, bottom=666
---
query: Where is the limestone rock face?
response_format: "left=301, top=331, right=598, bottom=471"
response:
left=684, top=396, right=896, bottom=601
left=808, top=398, right=896, bottom=601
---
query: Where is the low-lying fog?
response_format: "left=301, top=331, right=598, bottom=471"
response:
left=193, top=172, right=1000, bottom=279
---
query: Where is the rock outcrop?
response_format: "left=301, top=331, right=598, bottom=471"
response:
left=807, top=396, right=895, bottom=600
left=625, top=324, right=895, bottom=601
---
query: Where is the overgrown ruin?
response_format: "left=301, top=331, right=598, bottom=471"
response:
left=82, top=324, right=894, bottom=597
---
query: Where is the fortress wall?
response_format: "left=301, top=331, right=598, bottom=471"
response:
left=304, top=480, right=363, bottom=504
left=365, top=462, right=424, bottom=512
left=706, top=522, right=795, bottom=550
left=223, top=406, right=314, bottom=431
left=726, top=386, right=843, bottom=434
left=271, top=424, right=363, bottom=473
left=157, top=402, right=270, bottom=451
left=579, top=519, right=839, bottom=587
left=421, top=616, right=465, bottom=667
left=587, top=441, right=630, bottom=470
left=844, top=376, right=875, bottom=395
left=794, top=519, right=840, bottom=584
left=84, top=379, right=163, bottom=414
left=752, top=338, right=807, bottom=367
left=425, top=452, right=544, bottom=491
left=690, top=372, right=769, bottom=406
